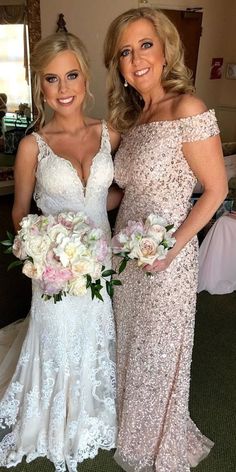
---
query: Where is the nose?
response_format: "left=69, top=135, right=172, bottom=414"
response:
left=58, top=78, right=68, bottom=93
left=131, top=49, right=141, bottom=64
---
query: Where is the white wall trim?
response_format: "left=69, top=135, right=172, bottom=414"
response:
left=138, top=0, right=203, bottom=11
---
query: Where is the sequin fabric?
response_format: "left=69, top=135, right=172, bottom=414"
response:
left=113, top=110, right=219, bottom=472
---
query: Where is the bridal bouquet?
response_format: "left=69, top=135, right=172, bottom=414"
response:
left=112, top=213, right=176, bottom=273
left=1, top=212, right=120, bottom=303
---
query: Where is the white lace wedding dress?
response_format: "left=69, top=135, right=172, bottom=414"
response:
left=0, top=121, right=117, bottom=471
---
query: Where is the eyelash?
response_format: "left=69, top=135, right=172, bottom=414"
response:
left=120, top=41, right=153, bottom=58
left=45, top=72, right=79, bottom=83
left=67, top=72, right=79, bottom=80
left=142, top=41, right=153, bottom=49
left=45, top=76, right=57, bottom=83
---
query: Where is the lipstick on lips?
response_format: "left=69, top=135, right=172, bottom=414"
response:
left=57, top=96, right=74, bottom=105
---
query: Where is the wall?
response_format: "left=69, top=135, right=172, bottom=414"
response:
left=39, top=0, right=236, bottom=140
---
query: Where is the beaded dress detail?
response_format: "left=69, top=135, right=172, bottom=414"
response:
left=0, top=121, right=116, bottom=471
left=113, top=110, right=219, bottom=472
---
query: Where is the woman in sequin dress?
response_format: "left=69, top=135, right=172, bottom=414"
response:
left=104, top=8, right=228, bottom=472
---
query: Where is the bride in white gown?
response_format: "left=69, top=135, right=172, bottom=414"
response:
left=0, top=32, right=121, bottom=471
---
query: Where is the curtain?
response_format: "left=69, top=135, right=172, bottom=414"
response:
left=0, top=5, right=25, bottom=25
left=0, top=5, right=29, bottom=84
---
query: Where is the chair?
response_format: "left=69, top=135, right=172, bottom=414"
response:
left=198, top=214, right=236, bottom=294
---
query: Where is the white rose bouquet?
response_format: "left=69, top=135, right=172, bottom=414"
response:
left=1, top=212, right=121, bottom=303
left=112, top=213, right=176, bottom=274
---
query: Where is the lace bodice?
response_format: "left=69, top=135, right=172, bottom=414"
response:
left=33, top=120, right=113, bottom=238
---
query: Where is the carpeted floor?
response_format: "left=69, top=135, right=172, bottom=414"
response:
left=0, top=194, right=235, bottom=471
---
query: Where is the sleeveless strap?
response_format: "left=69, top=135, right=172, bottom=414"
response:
left=100, top=120, right=111, bottom=153
left=32, top=131, right=50, bottom=162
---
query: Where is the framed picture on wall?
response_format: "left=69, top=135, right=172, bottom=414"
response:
left=226, top=63, right=236, bottom=79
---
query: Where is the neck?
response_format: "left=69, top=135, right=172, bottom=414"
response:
left=51, top=110, right=87, bottom=133
left=142, top=87, right=166, bottom=113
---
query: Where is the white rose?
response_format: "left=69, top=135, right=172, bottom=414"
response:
left=24, top=234, right=51, bottom=262
left=20, top=214, right=41, bottom=230
left=156, top=245, right=168, bottom=260
left=87, top=228, right=103, bottom=241
left=22, top=260, right=42, bottom=279
left=68, top=276, right=87, bottom=296
left=136, top=237, right=158, bottom=266
left=146, top=224, right=166, bottom=244
left=47, top=224, right=69, bottom=242
left=12, top=236, right=27, bottom=260
left=54, top=235, right=88, bottom=267
left=72, top=259, right=102, bottom=280
left=145, top=214, right=167, bottom=227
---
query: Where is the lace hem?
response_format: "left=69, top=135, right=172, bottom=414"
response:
left=0, top=429, right=116, bottom=472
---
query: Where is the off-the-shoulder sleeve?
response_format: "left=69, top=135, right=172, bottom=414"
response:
left=180, top=109, right=220, bottom=142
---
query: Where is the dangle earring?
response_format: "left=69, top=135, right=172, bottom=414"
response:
left=124, top=79, right=128, bottom=88
left=43, top=97, right=47, bottom=103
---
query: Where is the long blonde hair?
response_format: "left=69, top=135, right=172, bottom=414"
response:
left=31, top=32, right=92, bottom=128
left=104, top=7, right=194, bottom=133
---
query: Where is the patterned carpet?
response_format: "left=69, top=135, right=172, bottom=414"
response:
left=0, top=195, right=235, bottom=471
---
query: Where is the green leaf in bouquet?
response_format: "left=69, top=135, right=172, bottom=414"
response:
left=7, top=260, right=23, bottom=271
left=6, top=231, right=14, bottom=243
left=95, top=283, right=103, bottom=291
left=118, top=257, right=129, bottom=274
left=102, top=268, right=117, bottom=278
left=86, top=274, right=92, bottom=289
left=90, top=281, right=104, bottom=301
left=111, top=279, right=122, bottom=286
left=165, top=224, right=174, bottom=232
left=4, top=246, right=13, bottom=254
left=1, top=239, right=13, bottom=247
left=54, top=293, right=61, bottom=303
left=106, top=280, right=114, bottom=298
left=161, top=240, right=169, bottom=249
left=94, top=290, right=104, bottom=302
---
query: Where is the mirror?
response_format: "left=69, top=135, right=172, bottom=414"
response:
left=0, top=0, right=41, bottom=156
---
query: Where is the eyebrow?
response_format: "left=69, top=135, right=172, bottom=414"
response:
left=119, top=37, right=153, bottom=49
left=43, top=68, right=80, bottom=77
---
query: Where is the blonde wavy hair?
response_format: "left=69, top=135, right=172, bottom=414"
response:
left=31, top=32, right=92, bottom=128
left=104, top=7, right=194, bottom=133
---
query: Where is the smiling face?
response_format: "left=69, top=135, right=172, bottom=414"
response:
left=41, top=50, right=86, bottom=114
left=118, top=18, right=166, bottom=96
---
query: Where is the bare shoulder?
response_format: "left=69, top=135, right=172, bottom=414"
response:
left=173, top=94, right=208, bottom=120
left=15, top=133, right=38, bottom=166
left=17, top=133, right=38, bottom=154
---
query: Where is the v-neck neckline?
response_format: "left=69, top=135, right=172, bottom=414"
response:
left=34, top=121, right=105, bottom=196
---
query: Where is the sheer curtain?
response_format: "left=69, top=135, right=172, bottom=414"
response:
left=0, top=4, right=29, bottom=84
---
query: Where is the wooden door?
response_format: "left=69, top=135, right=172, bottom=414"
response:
left=162, top=9, right=202, bottom=82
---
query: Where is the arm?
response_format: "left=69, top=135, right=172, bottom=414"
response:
left=107, top=183, right=124, bottom=211
left=12, top=135, right=38, bottom=232
left=146, top=98, right=228, bottom=272
left=107, top=125, right=123, bottom=211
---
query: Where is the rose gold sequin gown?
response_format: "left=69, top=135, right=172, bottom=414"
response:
left=113, top=110, right=219, bottom=472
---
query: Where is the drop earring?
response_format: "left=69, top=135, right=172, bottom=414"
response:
left=124, top=79, right=128, bottom=88
left=43, top=97, right=46, bottom=103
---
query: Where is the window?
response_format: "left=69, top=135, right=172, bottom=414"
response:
left=0, top=24, right=31, bottom=113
